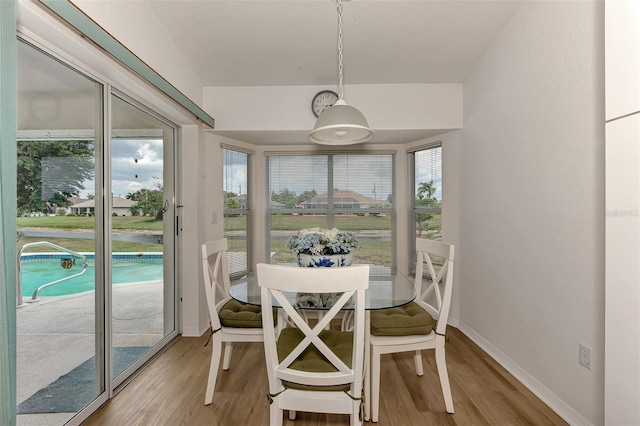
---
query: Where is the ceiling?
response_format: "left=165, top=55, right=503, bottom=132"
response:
left=149, top=0, right=522, bottom=88
left=20, top=0, right=524, bottom=145
left=147, top=0, right=522, bottom=145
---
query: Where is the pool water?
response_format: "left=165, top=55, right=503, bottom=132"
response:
left=20, top=261, right=164, bottom=297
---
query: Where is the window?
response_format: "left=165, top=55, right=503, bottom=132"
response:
left=223, top=148, right=251, bottom=276
left=267, top=153, right=394, bottom=268
left=410, top=144, right=443, bottom=271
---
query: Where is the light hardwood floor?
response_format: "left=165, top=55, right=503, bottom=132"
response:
left=85, top=327, right=568, bottom=425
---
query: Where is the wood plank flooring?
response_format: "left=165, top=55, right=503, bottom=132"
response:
left=84, top=327, right=568, bottom=425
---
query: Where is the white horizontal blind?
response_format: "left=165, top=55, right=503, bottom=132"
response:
left=223, top=148, right=250, bottom=276
left=267, top=154, right=394, bottom=268
left=411, top=144, right=443, bottom=273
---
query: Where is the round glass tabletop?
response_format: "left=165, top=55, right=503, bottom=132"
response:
left=229, top=265, right=416, bottom=311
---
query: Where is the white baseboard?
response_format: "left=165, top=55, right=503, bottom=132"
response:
left=457, top=322, right=592, bottom=426
left=182, top=324, right=207, bottom=337
left=447, top=315, right=460, bottom=328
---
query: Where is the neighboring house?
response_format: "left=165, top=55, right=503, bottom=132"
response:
left=70, top=196, right=135, bottom=216
left=300, top=190, right=391, bottom=210
left=66, top=196, right=87, bottom=207
left=268, top=200, right=285, bottom=209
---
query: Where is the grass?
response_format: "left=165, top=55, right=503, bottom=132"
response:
left=17, top=216, right=163, bottom=253
left=17, top=216, right=163, bottom=231
left=17, top=213, right=441, bottom=264
left=20, top=213, right=442, bottom=234
left=18, top=235, right=161, bottom=253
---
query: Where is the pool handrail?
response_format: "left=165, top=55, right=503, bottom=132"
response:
left=17, top=241, right=90, bottom=305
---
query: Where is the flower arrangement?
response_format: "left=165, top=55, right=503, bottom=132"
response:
left=287, top=227, right=361, bottom=256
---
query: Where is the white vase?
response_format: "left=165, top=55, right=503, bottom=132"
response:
left=295, top=252, right=352, bottom=308
left=296, top=252, right=353, bottom=268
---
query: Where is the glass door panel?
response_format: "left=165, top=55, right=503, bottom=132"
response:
left=16, top=40, right=104, bottom=425
left=110, top=94, right=176, bottom=384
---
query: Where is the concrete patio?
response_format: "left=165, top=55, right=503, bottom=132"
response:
left=16, top=280, right=164, bottom=426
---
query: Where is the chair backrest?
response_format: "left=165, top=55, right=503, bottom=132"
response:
left=414, top=238, right=455, bottom=336
left=257, top=263, right=369, bottom=392
left=201, top=239, right=232, bottom=330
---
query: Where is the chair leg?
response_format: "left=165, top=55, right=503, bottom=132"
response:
left=351, top=400, right=361, bottom=426
left=222, top=341, right=233, bottom=370
left=371, top=346, right=381, bottom=422
left=270, top=401, right=283, bottom=426
left=414, top=350, right=424, bottom=376
left=435, top=340, right=454, bottom=414
left=205, top=334, right=222, bottom=405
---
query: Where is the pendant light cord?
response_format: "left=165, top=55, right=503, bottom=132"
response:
left=337, top=0, right=344, bottom=100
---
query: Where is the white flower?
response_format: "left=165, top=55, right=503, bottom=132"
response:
left=325, top=228, right=339, bottom=241
left=310, top=245, right=324, bottom=255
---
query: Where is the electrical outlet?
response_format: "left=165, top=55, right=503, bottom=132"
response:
left=211, top=211, right=218, bottom=224
left=579, top=344, right=591, bottom=370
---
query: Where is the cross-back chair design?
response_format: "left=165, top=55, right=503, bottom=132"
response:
left=368, top=238, right=455, bottom=421
left=201, top=239, right=264, bottom=405
left=257, top=263, right=370, bottom=426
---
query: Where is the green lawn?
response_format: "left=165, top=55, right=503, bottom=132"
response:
left=18, top=215, right=163, bottom=231
left=17, top=213, right=441, bottom=264
left=17, top=216, right=163, bottom=253
left=18, top=235, right=161, bottom=253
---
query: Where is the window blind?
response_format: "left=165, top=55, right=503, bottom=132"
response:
left=223, top=148, right=250, bottom=275
left=411, top=144, right=443, bottom=272
left=267, top=153, right=395, bottom=268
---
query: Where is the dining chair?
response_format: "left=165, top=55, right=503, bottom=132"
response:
left=369, top=238, right=455, bottom=421
left=257, top=263, right=370, bottom=426
left=201, top=239, right=265, bottom=405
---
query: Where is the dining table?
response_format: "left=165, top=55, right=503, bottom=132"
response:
left=229, top=264, right=416, bottom=421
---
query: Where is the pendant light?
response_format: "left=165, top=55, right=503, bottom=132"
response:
left=308, top=0, right=374, bottom=145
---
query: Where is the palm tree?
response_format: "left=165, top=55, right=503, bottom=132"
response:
left=416, top=180, right=437, bottom=237
left=417, top=180, right=436, bottom=200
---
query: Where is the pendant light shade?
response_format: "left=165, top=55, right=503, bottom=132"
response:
left=309, top=0, right=374, bottom=145
left=308, top=100, right=374, bottom=145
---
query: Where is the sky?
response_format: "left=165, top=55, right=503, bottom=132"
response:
left=80, top=139, right=164, bottom=199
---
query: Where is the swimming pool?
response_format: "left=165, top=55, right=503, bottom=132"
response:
left=19, top=253, right=164, bottom=297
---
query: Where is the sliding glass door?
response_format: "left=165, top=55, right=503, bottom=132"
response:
left=109, top=93, right=176, bottom=387
left=16, top=39, right=104, bottom=425
left=16, top=39, right=178, bottom=425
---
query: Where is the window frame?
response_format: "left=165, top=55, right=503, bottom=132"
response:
left=222, top=146, right=252, bottom=277
left=409, top=142, right=443, bottom=274
left=266, top=152, right=396, bottom=269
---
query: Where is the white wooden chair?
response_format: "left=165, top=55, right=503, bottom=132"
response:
left=201, top=239, right=264, bottom=405
left=369, top=238, right=455, bottom=421
left=257, top=263, right=369, bottom=426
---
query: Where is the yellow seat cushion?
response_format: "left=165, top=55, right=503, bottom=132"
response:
left=218, top=299, right=263, bottom=328
left=370, top=301, right=436, bottom=336
left=276, top=327, right=353, bottom=391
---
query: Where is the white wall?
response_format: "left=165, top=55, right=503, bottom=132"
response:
left=457, top=2, right=604, bottom=425
left=604, top=1, right=640, bottom=424
left=70, top=0, right=204, bottom=104
left=203, top=84, right=462, bottom=132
